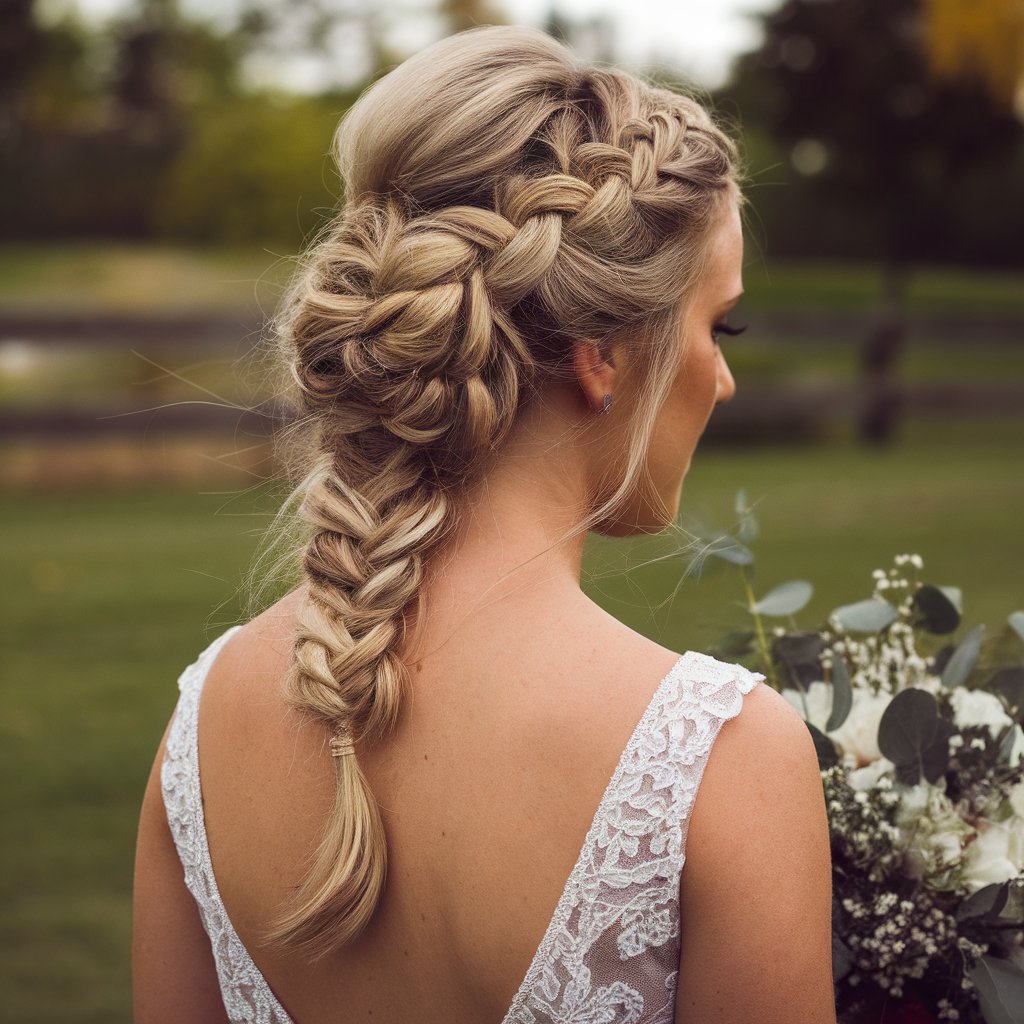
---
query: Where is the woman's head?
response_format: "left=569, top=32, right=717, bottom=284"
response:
left=590, top=196, right=744, bottom=535
left=260, top=23, right=747, bottom=958
left=285, top=24, right=745, bottom=519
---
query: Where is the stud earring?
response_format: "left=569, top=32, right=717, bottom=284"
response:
left=601, top=393, right=613, bottom=414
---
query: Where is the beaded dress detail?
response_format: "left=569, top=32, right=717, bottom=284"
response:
left=161, top=626, right=763, bottom=1023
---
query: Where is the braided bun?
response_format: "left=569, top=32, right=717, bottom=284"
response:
left=259, top=23, right=745, bottom=958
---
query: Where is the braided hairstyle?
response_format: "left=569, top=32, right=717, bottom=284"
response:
left=259, top=24, right=746, bottom=959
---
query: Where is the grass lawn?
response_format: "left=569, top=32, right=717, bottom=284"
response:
left=2, top=421, right=1022, bottom=1022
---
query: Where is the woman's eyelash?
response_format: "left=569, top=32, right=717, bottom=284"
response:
left=711, top=322, right=748, bottom=344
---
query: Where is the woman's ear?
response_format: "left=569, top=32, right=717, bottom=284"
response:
left=572, top=339, right=618, bottom=414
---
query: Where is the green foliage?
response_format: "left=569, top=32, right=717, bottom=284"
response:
left=154, top=93, right=345, bottom=245
left=719, top=0, right=1024, bottom=267
left=0, top=2, right=353, bottom=244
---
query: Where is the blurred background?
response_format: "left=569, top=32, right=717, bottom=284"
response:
left=1, top=0, right=1022, bottom=1018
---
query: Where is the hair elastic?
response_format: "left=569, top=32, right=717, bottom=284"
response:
left=329, top=734, right=356, bottom=758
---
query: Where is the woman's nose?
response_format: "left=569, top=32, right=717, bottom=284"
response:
left=716, top=354, right=737, bottom=404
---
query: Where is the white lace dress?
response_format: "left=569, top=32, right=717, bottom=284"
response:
left=161, top=625, right=764, bottom=1023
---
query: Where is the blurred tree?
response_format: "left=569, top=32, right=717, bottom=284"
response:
left=542, top=4, right=615, bottom=64
left=156, top=91, right=347, bottom=244
left=923, top=0, right=1024, bottom=113
left=724, top=0, right=1023, bottom=444
left=108, top=0, right=185, bottom=149
left=0, top=0, right=44, bottom=145
left=232, top=0, right=407, bottom=84
left=0, top=0, right=254, bottom=238
left=441, top=0, right=506, bottom=33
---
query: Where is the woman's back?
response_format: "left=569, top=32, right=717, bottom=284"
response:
left=146, top=582, right=828, bottom=1024
left=133, top=25, right=836, bottom=1023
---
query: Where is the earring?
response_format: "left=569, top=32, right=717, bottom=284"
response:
left=601, top=393, right=613, bottom=414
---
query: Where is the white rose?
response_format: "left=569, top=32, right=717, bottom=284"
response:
left=830, top=688, right=893, bottom=767
left=948, top=687, right=1013, bottom=740
left=782, top=682, right=894, bottom=768
left=962, top=820, right=1023, bottom=894
left=782, top=680, right=832, bottom=732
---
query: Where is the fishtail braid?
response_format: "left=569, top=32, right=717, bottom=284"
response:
left=257, top=23, right=746, bottom=959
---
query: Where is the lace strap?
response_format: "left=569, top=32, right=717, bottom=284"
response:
left=502, top=651, right=764, bottom=1024
left=160, top=625, right=293, bottom=1023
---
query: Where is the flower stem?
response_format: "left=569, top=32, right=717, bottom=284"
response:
left=742, top=563, right=778, bottom=689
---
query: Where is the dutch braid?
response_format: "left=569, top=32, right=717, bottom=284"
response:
left=259, top=24, right=746, bottom=958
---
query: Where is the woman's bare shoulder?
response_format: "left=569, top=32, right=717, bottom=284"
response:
left=675, top=681, right=836, bottom=1024
left=685, top=680, right=824, bottom=855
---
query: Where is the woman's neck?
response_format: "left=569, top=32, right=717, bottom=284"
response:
left=409, top=432, right=593, bottom=664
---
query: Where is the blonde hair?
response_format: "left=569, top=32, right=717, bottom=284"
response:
left=255, top=23, right=746, bottom=959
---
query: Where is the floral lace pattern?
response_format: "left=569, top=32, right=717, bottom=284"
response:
left=500, top=650, right=763, bottom=1024
left=160, top=624, right=292, bottom=1023
left=161, top=628, right=763, bottom=1024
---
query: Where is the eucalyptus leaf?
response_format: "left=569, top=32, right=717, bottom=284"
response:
left=772, top=633, right=827, bottom=691
left=831, top=597, right=899, bottom=633
left=957, top=882, right=1012, bottom=923
left=832, top=931, right=855, bottom=982
left=930, top=643, right=955, bottom=678
left=912, top=584, right=961, bottom=635
left=825, top=655, right=853, bottom=732
left=708, top=630, right=756, bottom=659
left=941, top=623, right=985, bottom=687
left=1009, top=610, right=1024, bottom=644
left=877, top=688, right=939, bottom=775
left=967, top=953, right=1024, bottom=1024
left=921, top=719, right=956, bottom=784
left=989, top=667, right=1024, bottom=723
left=736, top=513, right=760, bottom=543
left=731, top=489, right=760, bottom=542
left=939, top=586, right=964, bottom=614
left=708, top=537, right=754, bottom=566
left=805, top=721, right=839, bottom=769
left=998, top=723, right=1023, bottom=765
left=753, top=580, right=813, bottom=617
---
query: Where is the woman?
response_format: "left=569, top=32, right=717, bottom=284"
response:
left=133, top=24, right=835, bottom=1024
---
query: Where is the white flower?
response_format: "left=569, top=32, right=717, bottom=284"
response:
left=782, top=682, right=893, bottom=767
left=782, top=680, right=832, bottom=732
left=962, top=819, right=1024, bottom=894
left=1010, top=816, right=1024, bottom=866
left=848, top=757, right=896, bottom=792
left=896, top=781, right=974, bottom=888
left=948, top=688, right=1013, bottom=740
left=914, top=673, right=944, bottom=696
left=830, top=688, right=893, bottom=767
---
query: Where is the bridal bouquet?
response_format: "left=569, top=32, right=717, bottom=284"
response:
left=691, top=492, right=1024, bottom=1024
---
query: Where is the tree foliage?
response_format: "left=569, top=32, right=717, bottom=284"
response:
left=923, top=0, right=1024, bottom=113
left=720, top=0, right=1024, bottom=267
